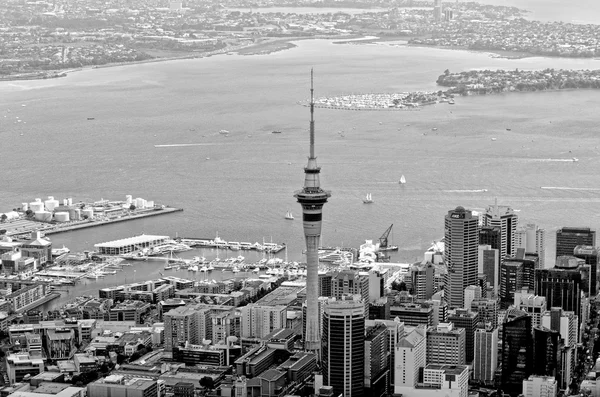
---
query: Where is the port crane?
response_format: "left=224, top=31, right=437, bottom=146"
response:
left=378, top=224, right=399, bottom=252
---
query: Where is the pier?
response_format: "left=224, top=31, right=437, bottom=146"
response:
left=6, top=207, right=183, bottom=238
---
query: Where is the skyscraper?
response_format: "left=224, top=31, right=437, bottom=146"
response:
left=573, top=245, right=598, bottom=296
left=483, top=200, right=518, bottom=261
left=556, top=227, right=595, bottom=258
left=534, top=258, right=582, bottom=319
left=445, top=206, right=479, bottom=308
left=394, top=326, right=426, bottom=395
left=473, top=325, right=498, bottom=385
left=426, top=322, right=466, bottom=365
left=322, top=299, right=365, bottom=397
left=501, top=309, right=533, bottom=396
left=515, top=223, right=546, bottom=268
left=532, top=326, right=562, bottom=379
left=295, top=70, right=331, bottom=356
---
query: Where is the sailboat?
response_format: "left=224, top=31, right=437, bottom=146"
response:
left=285, top=211, right=294, bottom=220
left=399, top=175, right=406, bottom=184
left=363, top=193, right=373, bottom=204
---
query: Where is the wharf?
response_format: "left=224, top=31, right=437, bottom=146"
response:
left=10, top=207, right=183, bottom=237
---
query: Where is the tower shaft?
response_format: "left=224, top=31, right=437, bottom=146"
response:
left=295, top=70, right=331, bottom=358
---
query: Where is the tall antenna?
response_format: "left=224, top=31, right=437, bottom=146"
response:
left=310, top=68, right=315, bottom=159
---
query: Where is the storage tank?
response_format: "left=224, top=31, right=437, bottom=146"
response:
left=126, top=195, right=133, bottom=204
left=54, top=212, right=70, bottom=222
left=63, top=199, right=68, bottom=206
left=29, top=201, right=44, bottom=212
left=145, top=200, right=154, bottom=208
left=21, top=203, right=28, bottom=211
left=135, top=198, right=145, bottom=208
left=35, top=211, right=52, bottom=222
left=82, top=208, right=94, bottom=219
left=44, top=197, right=59, bottom=212
left=68, top=208, right=81, bottom=221
left=67, top=198, right=73, bottom=206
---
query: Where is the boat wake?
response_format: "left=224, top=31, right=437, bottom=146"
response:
left=541, top=187, right=600, bottom=191
left=531, top=158, right=578, bottom=162
left=444, top=189, right=488, bottom=193
left=155, top=143, right=219, bottom=148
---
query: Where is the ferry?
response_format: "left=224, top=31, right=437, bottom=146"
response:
left=239, top=242, right=253, bottom=250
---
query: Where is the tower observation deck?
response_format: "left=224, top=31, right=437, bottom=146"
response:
left=294, top=70, right=331, bottom=357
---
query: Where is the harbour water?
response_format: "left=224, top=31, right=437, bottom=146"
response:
left=2, top=4, right=600, bottom=311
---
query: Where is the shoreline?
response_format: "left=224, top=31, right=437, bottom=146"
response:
left=2, top=34, right=597, bottom=83
left=0, top=35, right=354, bottom=82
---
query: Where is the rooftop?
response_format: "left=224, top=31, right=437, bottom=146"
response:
left=94, top=234, right=169, bottom=249
left=9, top=385, right=84, bottom=397
left=425, top=364, right=468, bottom=376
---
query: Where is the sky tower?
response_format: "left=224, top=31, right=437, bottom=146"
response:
left=295, top=70, right=331, bottom=357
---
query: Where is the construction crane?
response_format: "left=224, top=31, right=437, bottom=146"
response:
left=378, top=224, right=399, bottom=252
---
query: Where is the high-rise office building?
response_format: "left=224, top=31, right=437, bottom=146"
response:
left=534, top=259, right=582, bottom=319
left=322, top=298, right=365, bottom=397
left=366, top=318, right=404, bottom=390
left=368, top=269, right=386, bottom=302
left=522, top=375, right=558, bottom=397
left=240, top=304, right=287, bottom=339
left=479, top=244, right=500, bottom=297
left=500, top=259, right=524, bottom=308
left=448, top=309, right=479, bottom=363
left=332, top=270, right=369, bottom=312
left=484, top=200, right=518, bottom=261
left=464, top=285, right=481, bottom=310
left=445, top=206, right=479, bottom=308
left=516, top=223, right=546, bottom=268
left=574, top=245, right=598, bottom=296
left=394, top=326, right=426, bottom=395
left=532, top=326, right=562, bottom=380
left=516, top=294, right=546, bottom=328
left=480, top=226, right=501, bottom=250
left=501, top=309, right=533, bottom=396
left=426, top=322, right=466, bottom=365
left=164, top=305, right=213, bottom=352
left=410, top=262, right=434, bottom=301
left=541, top=308, right=578, bottom=390
left=473, top=325, right=498, bottom=385
left=295, top=71, right=331, bottom=356
left=364, top=324, right=389, bottom=397
left=556, top=227, right=595, bottom=258
left=471, top=298, right=499, bottom=328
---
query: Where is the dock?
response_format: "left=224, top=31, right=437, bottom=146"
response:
left=7, top=207, right=183, bottom=238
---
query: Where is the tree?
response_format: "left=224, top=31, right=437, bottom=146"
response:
left=0, top=229, right=6, bottom=235
left=1, top=214, right=7, bottom=223
left=25, top=209, right=33, bottom=217
left=199, top=376, right=215, bottom=390
left=129, top=204, right=136, bottom=211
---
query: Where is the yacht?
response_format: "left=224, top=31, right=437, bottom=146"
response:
left=228, top=242, right=241, bottom=251
left=285, top=211, right=294, bottom=220
left=399, top=175, right=406, bottom=184
left=188, top=265, right=198, bottom=272
left=51, top=245, right=70, bottom=257
left=363, top=193, right=373, bottom=204
left=207, top=264, right=215, bottom=272
left=200, top=266, right=209, bottom=272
